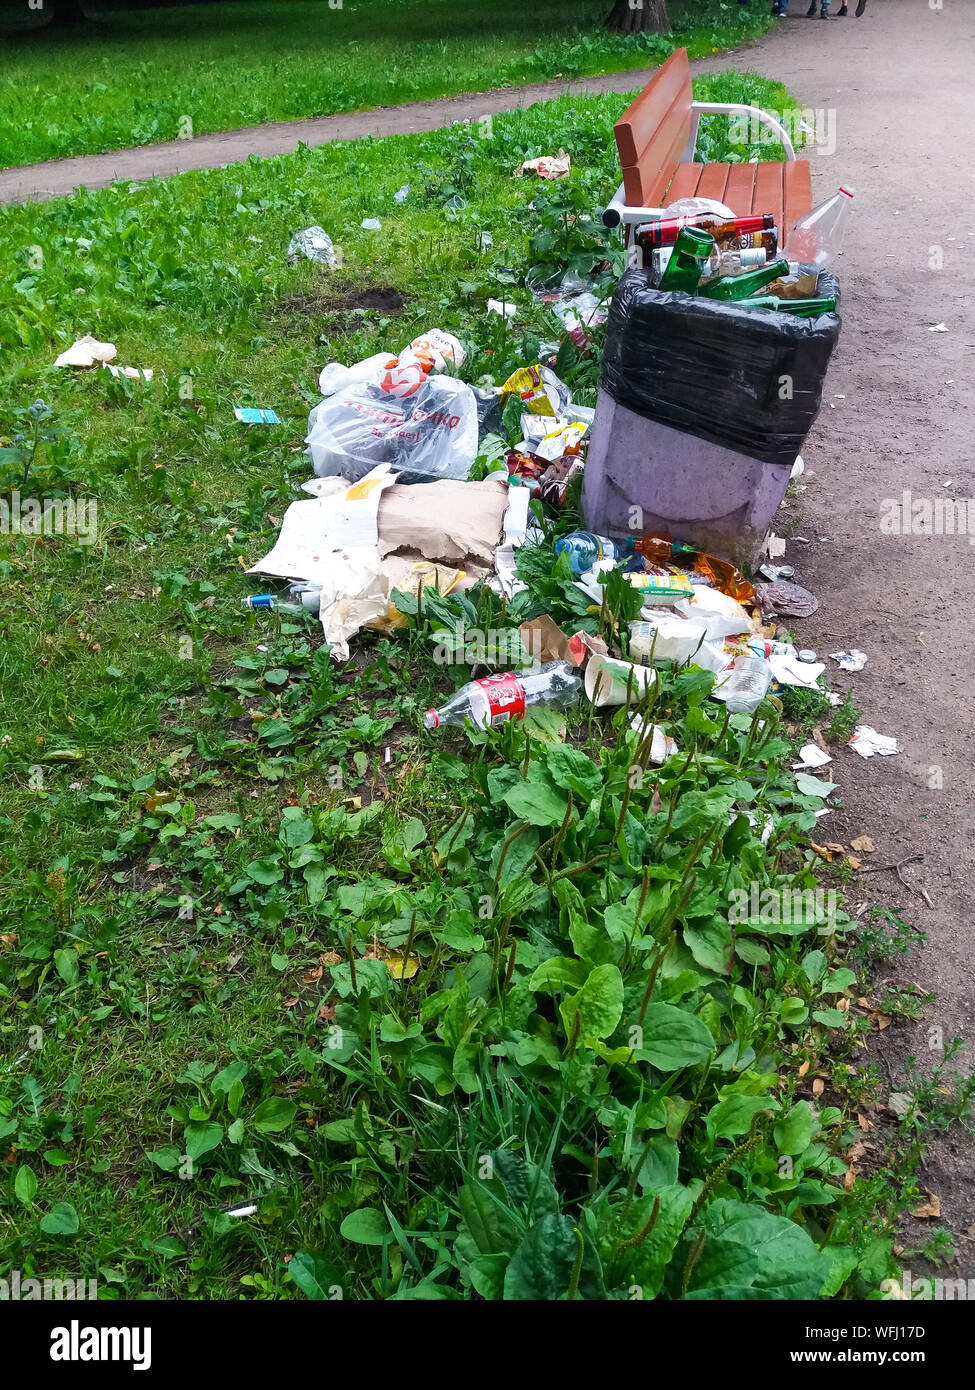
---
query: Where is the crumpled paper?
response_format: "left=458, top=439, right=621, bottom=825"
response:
left=54, top=335, right=116, bottom=368
left=514, top=149, right=571, bottom=180
left=849, top=725, right=899, bottom=759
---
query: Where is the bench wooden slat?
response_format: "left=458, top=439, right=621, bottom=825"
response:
left=613, top=48, right=692, bottom=167
left=722, top=161, right=758, bottom=216
left=753, top=161, right=784, bottom=234
left=694, top=162, right=733, bottom=205
left=661, top=161, right=704, bottom=205
left=783, top=160, right=813, bottom=241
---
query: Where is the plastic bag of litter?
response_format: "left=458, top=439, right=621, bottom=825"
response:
left=307, top=370, right=479, bottom=484
left=286, top=226, right=338, bottom=265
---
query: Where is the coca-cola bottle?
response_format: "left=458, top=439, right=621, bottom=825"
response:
left=424, top=662, right=582, bottom=729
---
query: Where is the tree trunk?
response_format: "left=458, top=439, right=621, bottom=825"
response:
left=605, top=0, right=671, bottom=33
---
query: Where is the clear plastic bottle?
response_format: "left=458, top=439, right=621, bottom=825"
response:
left=554, top=531, right=633, bottom=575
left=242, top=594, right=306, bottom=616
left=715, top=654, right=772, bottom=714
left=784, top=186, right=854, bottom=271
left=424, top=662, right=582, bottom=730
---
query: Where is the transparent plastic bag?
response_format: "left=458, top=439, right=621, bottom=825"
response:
left=307, top=372, right=479, bottom=484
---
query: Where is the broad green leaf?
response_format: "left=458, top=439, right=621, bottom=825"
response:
left=184, top=1122, right=223, bottom=1160
left=529, top=956, right=589, bottom=994
left=211, top=1060, right=248, bottom=1095
left=253, top=1097, right=296, bottom=1133
left=636, top=1004, right=715, bottom=1071
left=40, top=1202, right=79, bottom=1236
left=502, top=773, right=568, bottom=828
left=53, top=948, right=79, bottom=986
left=288, top=1250, right=343, bottom=1300
left=146, top=1146, right=181, bottom=1172
left=14, top=1165, right=37, bottom=1204
left=544, top=745, right=601, bottom=799
left=683, top=919, right=734, bottom=975
left=503, top=1214, right=606, bottom=1301
left=560, top=964, right=624, bottom=1042
left=706, top=1094, right=778, bottom=1142
left=773, top=1101, right=818, bottom=1156
left=245, top=857, right=284, bottom=885
left=279, top=809, right=315, bottom=847
left=340, top=1207, right=387, bottom=1246
left=680, top=1199, right=831, bottom=1300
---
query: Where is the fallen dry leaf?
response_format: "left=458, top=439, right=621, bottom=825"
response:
left=824, top=842, right=846, bottom=855
left=913, top=1192, right=941, bottom=1220
left=812, top=1078, right=825, bottom=1097
left=798, top=1060, right=810, bottom=1077
left=317, top=1002, right=336, bottom=1024
left=300, top=966, right=323, bottom=986
left=847, top=856, right=862, bottom=870
left=319, top=951, right=341, bottom=964
left=857, top=1113, right=872, bottom=1132
left=809, top=841, right=833, bottom=862
left=844, top=1164, right=856, bottom=1191
left=851, top=834, right=876, bottom=853
left=0, top=933, right=17, bottom=952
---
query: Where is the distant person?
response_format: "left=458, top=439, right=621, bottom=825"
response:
left=771, top=0, right=831, bottom=16
left=834, top=1, right=868, bottom=13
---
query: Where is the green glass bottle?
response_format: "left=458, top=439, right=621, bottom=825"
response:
left=741, top=296, right=837, bottom=318
left=657, top=227, right=715, bottom=294
left=698, top=258, right=791, bottom=301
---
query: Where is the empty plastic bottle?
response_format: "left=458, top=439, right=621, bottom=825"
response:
left=784, top=187, right=854, bottom=270
left=242, top=594, right=307, bottom=615
left=555, top=530, right=633, bottom=575
left=424, top=661, right=582, bottom=730
left=715, top=654, right=772, bottom=714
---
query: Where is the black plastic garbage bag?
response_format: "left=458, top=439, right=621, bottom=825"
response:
left=597, top=268, right=841, bottom=469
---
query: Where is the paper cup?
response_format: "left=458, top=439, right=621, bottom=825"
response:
left=585, top=654, right=656, bottom=708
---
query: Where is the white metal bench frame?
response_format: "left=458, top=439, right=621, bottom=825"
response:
left=602, top=101, right=798, bottom=228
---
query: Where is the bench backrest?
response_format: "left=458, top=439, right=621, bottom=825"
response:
left=613, top=48, right=693, bottom=207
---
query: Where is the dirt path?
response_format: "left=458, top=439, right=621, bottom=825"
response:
left=0, top=63, right=712, bottom=206
left=696, top=1, right=975, bottom=1272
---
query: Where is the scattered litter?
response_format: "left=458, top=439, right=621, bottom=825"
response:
left=105, top=363, right=153, bottom=381
left=790, top=455, right=805, bottom=478
left=585, top=653, right=656, bottom=708
left=629, top=716, right=679, bottom=764
left=849, top=725, right=899, bottom=759
left=766, top=534, right=787, bottom=558
left=54, top=334, right=116, bottom=368
left=235, top=408, right=281, bottom=425
left=753, top=580, right=819, bottom=619
left=830, top=648, right=868, bottom=671
left=393, top=185, right=410, bottom=204
left=360, top=218, right=382, bottom=231
left=519, top=614, right=573, bottom=666
left=487, top=299, right=518, bottom=319
left=793, top=743, right=832, bottom=770
left=759, top=562, right=794, bottom=582
left=513, top=149, right=571, bottom=180
left=476, top=231, right=494, bottom=252
left=887, top=1091, right=914, bottom=1119
left=286, top=226, right=338, bottom=266
left=927, top=322, right=948, bottom=332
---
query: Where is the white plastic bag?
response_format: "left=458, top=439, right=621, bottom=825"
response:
left=676, top=585, right=753, bottom=641
left=307, top=371, right=479, bottom=484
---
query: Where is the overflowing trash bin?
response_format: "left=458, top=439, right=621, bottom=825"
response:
left=582, top=266, right=841, bottom=568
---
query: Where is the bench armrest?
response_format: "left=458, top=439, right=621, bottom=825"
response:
left=686, top=101, right=797, bottom=161
left=602, top=183, right=667, bottom=228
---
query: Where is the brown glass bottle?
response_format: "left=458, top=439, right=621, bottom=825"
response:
left=635, top=212, right=774, bottom=255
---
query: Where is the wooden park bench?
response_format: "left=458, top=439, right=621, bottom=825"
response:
left=602, top=48, right=812, bottom=238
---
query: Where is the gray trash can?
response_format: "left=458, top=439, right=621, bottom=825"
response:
left=582, top=268, right=840, bottom=568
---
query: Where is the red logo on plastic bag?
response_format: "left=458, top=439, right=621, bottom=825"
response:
left=379, top=363, right=426, bottom=398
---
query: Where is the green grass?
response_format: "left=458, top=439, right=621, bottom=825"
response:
left=0, top=78, right=954, bottom=1301
left=0, top=0, right=775, bottom=169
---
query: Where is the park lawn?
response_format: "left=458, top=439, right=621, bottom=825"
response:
left=0, top=0, right=774, bottom=169
left=0, top=77, right=922, bottom=1301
